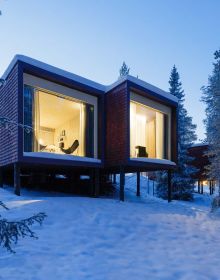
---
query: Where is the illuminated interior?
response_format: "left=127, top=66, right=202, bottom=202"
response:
left=23, top=85, right=95, bottom=158
left=130, top=101, right=168, bottom=159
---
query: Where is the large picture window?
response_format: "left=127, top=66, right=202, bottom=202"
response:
left=23, top=85, right=95, bottom=158
left=130, top=101, right=168, bottom=159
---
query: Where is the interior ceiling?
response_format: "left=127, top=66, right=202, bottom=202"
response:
left=136, top=104, right=157, bottom=122
left=39, top=91, right=81, bottom=128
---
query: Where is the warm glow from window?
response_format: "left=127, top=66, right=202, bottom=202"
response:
left=24, top=85, right=95, bottom=158
left=130, top=101, right=168, bottom=159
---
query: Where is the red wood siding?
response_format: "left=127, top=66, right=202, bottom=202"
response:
left=188, top=145, right=209, bottom=180
left=105, top=82, right=129, bottom=166
left=0, top=64, right=19, bottom=166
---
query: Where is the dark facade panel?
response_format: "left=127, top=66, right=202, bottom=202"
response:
left=0, top=64, right=19, bottom=166
left=105, top=82, right=129, bottom=166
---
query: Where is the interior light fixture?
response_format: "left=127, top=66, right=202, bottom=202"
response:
left=136, top=114, right=147, bottom=122
left=38, top=138, right=44, bottom=145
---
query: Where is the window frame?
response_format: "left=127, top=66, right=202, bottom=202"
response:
left=23, top=74, right=98, bottom=159
left=130, top=92, right=171, bottom=160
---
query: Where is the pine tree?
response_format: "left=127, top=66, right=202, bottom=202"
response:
left=156, top=66, right=197, bottom=200
left=119, top=62, right=130, bottom=78
left=202, top=49, right=220, bottom=183
left=0, top=109, right=46, bottom=253
left=0, top=200, right=46, bottom=253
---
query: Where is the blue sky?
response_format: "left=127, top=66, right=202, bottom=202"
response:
left=0, top=0, right=219, bottom=140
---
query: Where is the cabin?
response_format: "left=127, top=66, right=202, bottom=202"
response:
left=188, top=144, right=215, bottom=194
left=0, top=55, right=178, bottom=200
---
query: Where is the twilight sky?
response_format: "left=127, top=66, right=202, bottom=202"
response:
left=0, top=0, right=219, bottom=140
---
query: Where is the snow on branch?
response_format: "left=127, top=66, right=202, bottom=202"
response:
left=0, top=200, right=46, bottom=253
left=0, top=211, right=47, bottom=253
left=0, top=201, right=9, bottom=210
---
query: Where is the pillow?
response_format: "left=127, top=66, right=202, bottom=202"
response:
left=41, top=144, right=64, bottom=154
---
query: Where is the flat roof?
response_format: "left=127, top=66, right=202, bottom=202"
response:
left=1, top=54, right=178, bottom=104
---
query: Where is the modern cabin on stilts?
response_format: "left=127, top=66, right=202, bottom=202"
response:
left=0, top=55, right=178, bottom=201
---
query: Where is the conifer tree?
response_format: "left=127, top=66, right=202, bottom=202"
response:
left=157, top=66, right=197, bottom=200
left=202, top=49, right=220, bottom=183
left=0, top=109, right=46, bottom=253
left=119, top=62, right=130, bottom=78
left=0, top=200, right=46, bottom=253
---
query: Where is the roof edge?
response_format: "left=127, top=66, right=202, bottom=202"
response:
left=106, top=75, right=178, bottom=104
left=1, top=54, right=178, bottom=104
left=1, top=54, right=106, bottom=92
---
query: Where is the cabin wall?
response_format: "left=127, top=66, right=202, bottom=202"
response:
left=0, top=64, right=20, bottom=166
left=188, top=145, right=209, bottom=180
left=105, top=82, right=129, bottom=167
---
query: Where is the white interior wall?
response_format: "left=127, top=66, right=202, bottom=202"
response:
left=147, top=120, right=156, bottom=158
left=39, top=129, right=55, bottom=147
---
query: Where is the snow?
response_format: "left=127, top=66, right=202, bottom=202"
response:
left=106, top=75, right=178, bottom=104
left=130, top=157, right=176, bottom=166
left=1, top=176, right=220, bottom=280
left=23, top=152, right=101, bottom=163
left=2, top=55, right=178, bottom=104
left=1, top=55, right=106, bottom=92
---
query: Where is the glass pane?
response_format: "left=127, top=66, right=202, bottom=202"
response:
left=23, top=85, right=95, bottom=158
left=130, top=101, right=168, bottom=159
left=85, top=104, right=94, bottom=157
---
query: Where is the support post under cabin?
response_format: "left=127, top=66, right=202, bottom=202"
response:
left=94, top=168, right=100, bottom=198
left=167, top=170, right=172, bottom=203
left=147, top=175, right=150, bottom=194
left=113, top=174, right=116, bottom=184
left=89, top=169, right=94, bottom=197
left=120, top=167, right=125, bottom=201
left=136, top=172, right=140, bottom=196
left=0, top=167, right=3, bottom=188
left=153, top=180, right=155, bottom=196
left=14, top=163, right=21, bottom=196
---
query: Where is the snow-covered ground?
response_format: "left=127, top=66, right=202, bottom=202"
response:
left=1, top=176, right=220, bottom=280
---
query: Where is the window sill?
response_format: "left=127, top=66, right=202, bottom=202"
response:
left=23, top=152, right=101, bottom=163
left=130, top=157, right=176, bottom=166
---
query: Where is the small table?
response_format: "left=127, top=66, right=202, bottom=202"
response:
left=135, top=146, right=148, bottom=157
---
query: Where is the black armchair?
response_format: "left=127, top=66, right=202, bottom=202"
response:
left=61, top=140, right=79, bottom=155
